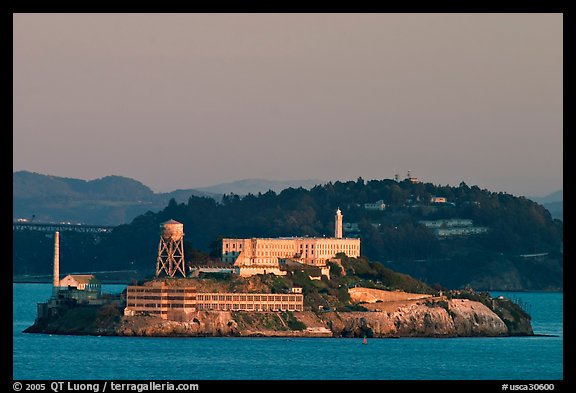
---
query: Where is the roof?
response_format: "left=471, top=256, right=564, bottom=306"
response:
left=62, top=274, right=100, bottom=284
left=161, top=219, right=182, bottom=225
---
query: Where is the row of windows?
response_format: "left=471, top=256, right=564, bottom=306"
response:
left=128, top=303, right=195, bottom=309
left=196, top=294, right=301, bottom=302
left=256, top=244, right=295, bottom=250
left=224, top=243, right=244, bottom=249
left=127, top=288, right=196, bottom=294
left=302, top=244, right=358, bottom=249
left=127, top=295, right=197, bottom=301
left=127, top=288, right=195, bottom=294
left=196, top=303, right=303, bottom=311
left=128, top=288, right=163, bottom=293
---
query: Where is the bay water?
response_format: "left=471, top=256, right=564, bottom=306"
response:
left=12, top=284, right=563, bottom=380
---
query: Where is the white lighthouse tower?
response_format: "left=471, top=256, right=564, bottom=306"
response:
left=335, top=208, right=343, bottom=239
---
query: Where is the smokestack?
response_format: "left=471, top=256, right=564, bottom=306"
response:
left=53, top=231, right=60, bottom=295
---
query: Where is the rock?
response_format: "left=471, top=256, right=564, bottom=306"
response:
left=24, top=298, right=527, bottom=338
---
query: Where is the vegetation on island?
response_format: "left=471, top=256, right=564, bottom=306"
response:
left=14, top=178, right=562, bottom=291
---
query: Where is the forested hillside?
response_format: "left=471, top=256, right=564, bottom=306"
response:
left=13, top=178, right=563, bottom=290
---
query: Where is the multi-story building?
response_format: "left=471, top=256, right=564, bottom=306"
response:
left=124, top=282, right=304, bottom=320
left=222, top=209, right=360, bottom=277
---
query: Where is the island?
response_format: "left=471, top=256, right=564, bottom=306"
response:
left=25, top=216, right=533, bottom=338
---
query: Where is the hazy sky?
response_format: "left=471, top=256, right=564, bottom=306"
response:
left=13, top=13, right=562, bottom=197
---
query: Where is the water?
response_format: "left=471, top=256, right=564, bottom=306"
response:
left=13, top=284, right=563, bottom=380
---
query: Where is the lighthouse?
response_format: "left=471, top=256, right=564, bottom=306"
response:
left=335, top=208, right=343, bottom=239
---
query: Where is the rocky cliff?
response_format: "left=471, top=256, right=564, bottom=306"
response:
left=322, top=298, right=509, bottom=338
left=26, top=297, right=527, bottom=338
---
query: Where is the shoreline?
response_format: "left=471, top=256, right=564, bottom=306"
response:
left=12, top=280, right=564, bottom=293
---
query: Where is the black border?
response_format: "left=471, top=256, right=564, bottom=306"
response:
left=10, top=2, right=571, bottom=391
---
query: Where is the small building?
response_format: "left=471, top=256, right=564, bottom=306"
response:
left=430, top=196, right=447, bottom=204
left=290, top=287, right=303, bottom=294
left=364, top=200, right=387, bottom=211
left=436, top=226, right=489, bottom=237
left=59, top=274, right=101, bottom=293
left=419, top=219, right=488, bottom=238
left=343, top=222, right=360, bottom=233
left=419, top=219, right=474, bottom=228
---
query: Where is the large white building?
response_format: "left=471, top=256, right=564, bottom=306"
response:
left=222, top=209, right=360, bottom=277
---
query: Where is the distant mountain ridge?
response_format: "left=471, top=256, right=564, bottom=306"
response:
left=528, top=189, right=563, bottom=204
left=13, top=171, right=220, bottom=225
left=13, top=171, right=155, bottom=200
left=195, top=178, right=324, bottom=195
left=13, top=172, right=324, bottom=225
left=527, top=189, right=563, bottom=220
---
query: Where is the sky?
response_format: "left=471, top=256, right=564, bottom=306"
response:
left=13, top=13, right=562, bottom=197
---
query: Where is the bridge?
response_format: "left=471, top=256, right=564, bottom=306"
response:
left=13, top=221, right=116, bottom=234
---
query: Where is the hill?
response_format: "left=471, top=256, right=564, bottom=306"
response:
left=13, top=178, right=562, bottom=291
left=13, top=171, right=220, bottom=225
left=528, top=189, right=563, bottom=204
left=540, top=201, right=563, bottom=221
left=195, top=178, right=323, bottom=195
left=528, top=189, right=563, bottom=220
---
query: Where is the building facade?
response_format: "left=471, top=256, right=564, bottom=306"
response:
left=124, top=282, right=304, bottom=320
left=222, top=236, right=360, bottom=267
left=124, top=284, right=197, bottom=319
left=221, top=209, right=360, bottom=278
left=59, top=274, right=101, bottom=293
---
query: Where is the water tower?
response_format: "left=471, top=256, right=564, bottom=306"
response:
left=155, top=219, right=186, bottom=278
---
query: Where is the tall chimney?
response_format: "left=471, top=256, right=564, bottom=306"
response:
left=53, top=231, right=60, bottom=295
